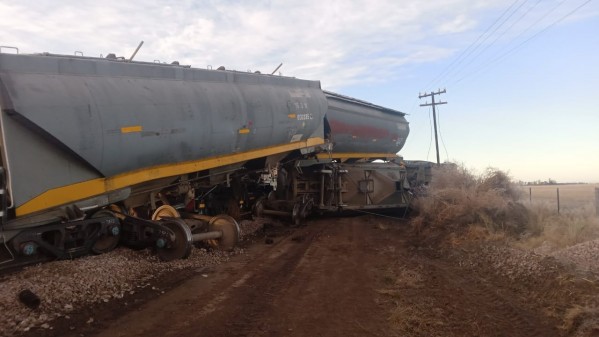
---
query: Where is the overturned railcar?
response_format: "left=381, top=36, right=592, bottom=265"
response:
left=254, top=91, right=411, bottom=223
left=0, top=50, right=411, bottom=269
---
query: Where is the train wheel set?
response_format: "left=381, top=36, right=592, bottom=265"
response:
left=0, top=204, right=242, bottom=269
left=0, top=48, right=421, bottom=271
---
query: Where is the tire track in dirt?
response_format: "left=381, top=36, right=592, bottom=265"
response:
left=81, top=224, right=317, bottom=337
left=201, top=225, right=325, bottom=337
left=86, top=216, right=401, bottom=337
left=112, top=223, right=327, bottom=337
left=248, top=217, right=396, bottom=337
left=423, top=258, right=559, bottom=336
left=49, top=215, right=570, bottom=337
left=378, top=239, right=562, bottom=337
left=178, top=217, right=397, bottom=337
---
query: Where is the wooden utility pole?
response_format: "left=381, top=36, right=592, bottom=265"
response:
left=419, top=89, right=447, bottom=165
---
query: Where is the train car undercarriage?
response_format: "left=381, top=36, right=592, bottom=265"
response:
left=0, top=151, right=412, bottom=270
left=0, top=50, right=412, bottom=271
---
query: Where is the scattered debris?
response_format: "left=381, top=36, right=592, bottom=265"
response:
left=18, top=289, right=41, bottom=310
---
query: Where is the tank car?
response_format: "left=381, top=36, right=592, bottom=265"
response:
left=252, top=91, right=412, bottom=224
left=0, top=48, right=412, bottom=269
left=0, top=50, right=327, bottom=268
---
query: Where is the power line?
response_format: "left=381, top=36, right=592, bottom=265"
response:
left=436, top=105, right=450, bottom=162
left=452, top=0, right=568, bottom=85
left=453, top=0, right=592, bottom=84
left=424, top=0, right=524, bottom=90
left=451, top=0, right=543, bottom=81
left=426, top=106, right=433, bottom=161
left=505, top=0, right=568, bottom=45
left=439, top=0, right=531, bottom=86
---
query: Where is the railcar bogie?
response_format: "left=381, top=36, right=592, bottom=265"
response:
left=0, top=49, right=412, bottom=270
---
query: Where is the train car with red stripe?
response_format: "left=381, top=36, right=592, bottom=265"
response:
left=0, top=49, right=409, bottom=269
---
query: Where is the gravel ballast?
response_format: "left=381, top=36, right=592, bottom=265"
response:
left=0, top=219, right=264, bottom=336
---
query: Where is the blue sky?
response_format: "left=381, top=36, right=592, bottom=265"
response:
left=1, top=0, right=598, bottom=182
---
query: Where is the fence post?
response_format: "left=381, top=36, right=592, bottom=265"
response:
left=529, top=187, right=532, bottom=203
left=557, top=188, right=560, bottom=214
left=595, top=187, right=599, bottom=216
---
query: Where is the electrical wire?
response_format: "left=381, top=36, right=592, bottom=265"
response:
left=436, top=106, right=450, bottom=162
left=441, top=0, right=533, bottom=85
left=451, top=0, right=543, bottom=81
left=350, top=208, right=410, bottom=220
left=453, top=0, right=591, bottom=84
left=423, top=0, right=524, bottom=91
left=426, top=106, right=433, bottom=161
left=505, top=0, right=568, bottom=45
left=452, top=0, right=568, bottom=85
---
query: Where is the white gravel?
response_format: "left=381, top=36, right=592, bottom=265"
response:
left=550, top=239, right=599, bottom=274
left=454, top=237, right=599, bottom=281
left=0, top=218, right=264, bottom=336
left=455, top=243, right=554, bottom=281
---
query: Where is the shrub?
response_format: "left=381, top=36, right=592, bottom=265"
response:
left=410, top=163, right=599, bottom=249
left=410, top=164, right=526, bottom=238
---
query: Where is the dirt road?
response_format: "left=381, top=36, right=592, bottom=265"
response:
left=24, top=215, right=595, bottom=337
left=87, top=216, right=396, bottom=337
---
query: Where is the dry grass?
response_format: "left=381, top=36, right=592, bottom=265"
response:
left=386, top=300, right=447, bottom=337
left=410, top=165, right=527, bottom=240
left=411, top=164, right=599, bottom=250
left=519, top=203, right=599, bottom=250
left=561, top=305, right=599, bottom=336
left=522, top=184, right=599, bottom=209
left=405, top=165, right=599, bottom=334
left=377, top=265, right=444, bottom=337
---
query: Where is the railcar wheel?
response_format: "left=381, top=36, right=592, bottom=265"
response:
left=206, top=215, right=240, bottom=251
left=156, top=218, right=193, bottom=261
left=291, top=202, right=302, bottom=227
left=91, top=210, right=121, bottom=254
left=151, top=205, right=181, bottom=220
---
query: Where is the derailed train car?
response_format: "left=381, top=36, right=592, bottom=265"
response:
left=0, top=50, right=410, bottom=268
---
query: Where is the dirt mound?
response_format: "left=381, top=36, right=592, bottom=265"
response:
left=551, top=239, right=599, bottom=274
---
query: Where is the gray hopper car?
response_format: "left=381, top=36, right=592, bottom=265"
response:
left=0, top=50, right=410, bottom=269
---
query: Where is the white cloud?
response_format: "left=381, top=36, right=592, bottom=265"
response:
left=0, top=0, right=575, bottom=90
left=438, top=14, right=477, bottom=34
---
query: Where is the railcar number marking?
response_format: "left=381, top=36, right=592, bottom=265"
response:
left=296, top=113, right=313, bottom=121
left=292, top=101, right=309, bottom=110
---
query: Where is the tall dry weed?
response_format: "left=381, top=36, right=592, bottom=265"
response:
left=411, top=164, right=599, bottom=249
left=410, top=164, right=526, bottom=239
left=521, top=203, right=599, bottom=250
